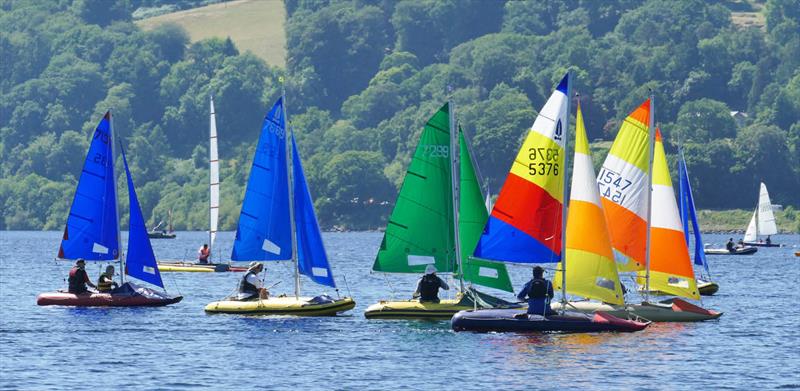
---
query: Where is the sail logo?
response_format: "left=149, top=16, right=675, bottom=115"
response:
left=422, top=145, right=449, bottom=158
left=554, top=119, right=562, bottom=141
left=93, top=129, right=110, bottom=145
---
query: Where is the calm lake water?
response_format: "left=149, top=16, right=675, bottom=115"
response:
left=1, top=231, right=798, bottom=390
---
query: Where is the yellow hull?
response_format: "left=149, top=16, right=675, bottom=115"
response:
left=364, top=299, right=473, bottom=319
left=204, top=296, right=355, bottom=316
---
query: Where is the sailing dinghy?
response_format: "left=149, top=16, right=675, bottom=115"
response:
left=742, top=183, right=782, bottom=247
left=204, top=97, right=354, bottom=316
left=158, top=97, right=246, bottom=273
left=365, top=102, right=519, bottom=319
left=551, top=98, right=721, bottom=321
left=452, top=75, right=649, bottom=333
left=38, top=112, right=182, bottom=307
left=148, top=210, right=176, bottom=239
left=677, top=152, right=719, bottom=295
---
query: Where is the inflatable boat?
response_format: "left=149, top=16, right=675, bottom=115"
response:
left=551, top=298, right=722, bottom=322
left=697, top=280, right=719, bottom=296
left=704, top=247, right=757, bottom=255
left=157, top=261, right=248, bottom=273
left=743, top=241, right=781, bottom=248
left=365, top=288, right=522, bottom=319
left=205, top=295, right=355, bottom=316
left=451, top=309, right=649, bottom=333
left=37, top=282, right=182, bottom=307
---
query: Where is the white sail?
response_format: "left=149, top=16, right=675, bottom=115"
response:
left=757, top=182, right=777, bottom=236
left=209, top=96, right=220, bottom=249
left=744, top=209, right=757, bottom=242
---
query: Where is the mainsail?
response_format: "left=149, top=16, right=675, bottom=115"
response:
left=231, top=98, right=292, bottom=262
left=637, top=130, right=699, bottom=300
left=554, top=102, right=624, bottom=305
left=474, top=74, right=569, bottom=264
left=292, top=134, right=335, bottom=288
left=121, top=148, right=164, bottom=288
left=597, top=99, right=651, bottom=271
left=58, top=112, right=120, bottom=261
left=744, top=182, right=777, bottom=241
left=209, top=96, right=220, bottom=249
left=678, top=153, right=710, bottom=277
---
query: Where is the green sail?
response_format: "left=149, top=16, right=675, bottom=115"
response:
left=372, top=104, right=513, bottom=292
left=458, top=129, right=514, bottom=292
left=373, top=103, right=456, bottom=273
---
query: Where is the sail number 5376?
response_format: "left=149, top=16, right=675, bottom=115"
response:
left=528, top=147, right=559, bottom=176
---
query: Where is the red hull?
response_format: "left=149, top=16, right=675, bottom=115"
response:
left=37, top=286, right=182, bottom=307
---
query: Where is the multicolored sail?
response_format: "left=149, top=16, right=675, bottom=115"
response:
left=474, top=74, right=569, bottom=264
left=637, top=130, right=699, bottom=299
left=231, top=98, right=292, bottom=261
left=678, top=153, right=710, bottom=277
left=554, top=103, right=624, bottom=305
left=458, top=129, right=513, bottom=292
left=292, top=134, right=335, bottom=288
left=121, top=147, right=164, bottom=288
left=58, top=112, right=120, bottom=261
left=597, top=99, right=651, bottom=271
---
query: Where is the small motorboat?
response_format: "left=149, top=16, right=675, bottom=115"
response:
left=704, top=246, right=757, bottom=255
left=451, top=309, right=650, bottom=333
left=697, top=280, right=719, bottom=296
left=147, top=230, right=176, bottom=239
left=205, top=295, right=355, bottom=316
left=156, top=261, right=248, bottom=273
left=37, top=282, right=182, bottom=307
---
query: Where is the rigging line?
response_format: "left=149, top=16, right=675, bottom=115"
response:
left=382, top=272, right=396, bottom=300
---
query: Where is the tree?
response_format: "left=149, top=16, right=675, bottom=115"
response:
left=674, top=99, right=737, bottom=143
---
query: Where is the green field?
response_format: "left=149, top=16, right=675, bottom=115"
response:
left=136, top=0, right=286, bottom=67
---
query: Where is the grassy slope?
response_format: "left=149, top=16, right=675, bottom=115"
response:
left=136, top=0, right=286, bottom=67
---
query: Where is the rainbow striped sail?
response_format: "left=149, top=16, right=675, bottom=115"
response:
left=638, top=130, right=699, bottom=299
left=554, top=103, right=624, bottom=305
left=597, top=99, right=651, bottom=271
left=474, top=74, right=569, bottom=264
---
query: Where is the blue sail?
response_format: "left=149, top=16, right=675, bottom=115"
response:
left=678, top=155, right=710, bottom=276
left=291, top=134, right=335, bottom=288
left=121, top=147, right=164, bottom=288
left=231, top=98, right=293, bottom=261
left=58, top=112, right=120, bottom=261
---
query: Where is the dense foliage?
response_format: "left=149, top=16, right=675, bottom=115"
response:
left=1, top=0, right=798, bottom=231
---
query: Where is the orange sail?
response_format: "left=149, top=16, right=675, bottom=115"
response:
left=637, top=130, right=699, bottom=299
left=597, top=99, right=650, bottom=271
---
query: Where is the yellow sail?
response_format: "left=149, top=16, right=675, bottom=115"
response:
left=636, top=130, right=699, bottom=299
left=555, top=103, right=624, bottom=305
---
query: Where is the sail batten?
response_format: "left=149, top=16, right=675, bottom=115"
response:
left=58, top=112, right=120, bottom=261
left=231, top=98, right=292, bottom=262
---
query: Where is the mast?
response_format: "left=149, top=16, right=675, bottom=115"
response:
left=559, top=74, right=572, bottom=307
left=283, top=82, right=301, bottom=299
left=643, top=92, right=655, bottom=302
left=448, top=93, right=465, bottom=292
left=110, top=110, right=125, bottom=284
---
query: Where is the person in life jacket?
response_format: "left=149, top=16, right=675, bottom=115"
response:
left=68, top=259, right=96, bottom=294
left=517, top=266, right=555, bottom=316
left=198, top=244, right=211, bottom=264
left=413, top=265, right=449, bottom=303
left=236, top=262, right=269, bottom=301
left=97, top=265, right=119, bottom=293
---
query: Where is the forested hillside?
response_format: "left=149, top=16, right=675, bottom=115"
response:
left=1, top=0, right=798, bottom=231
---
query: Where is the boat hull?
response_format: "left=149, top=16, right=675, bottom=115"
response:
left=743, top=241, right=781, bottom=247
left=205, top=296, right=355, bottom=316
left=147, top=232, right=176, bottom=239
left=551, top=298, right=722, bottom=322
left=451, top=309, right=649, bottom=333
left=37, top=284, right=182, bottom=307
left=697, top=281, right=719, bottom=296
left=364, top=299, right=474, bottom=319
left=704, top=247, right=757, bottom=255
left=157, top=261, right=247, bottom=273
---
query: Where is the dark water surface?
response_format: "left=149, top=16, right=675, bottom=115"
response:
left=1, top=231, right=798, bottom=390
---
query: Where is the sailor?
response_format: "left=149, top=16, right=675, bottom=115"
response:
left=97, top=265, right=119, bottom=293
left=517, top=266, right=555, bottom=316
left=726, top=238, right=736, bottom=252
left=68, top=259, right=96, bottom=294
left=413, top=265, right=449, bottom=303
left=237, top=262, right=269, bottom=301
left=198, top=244, right=211, bottom=264
left=766, top=236, right=771, bottom=245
